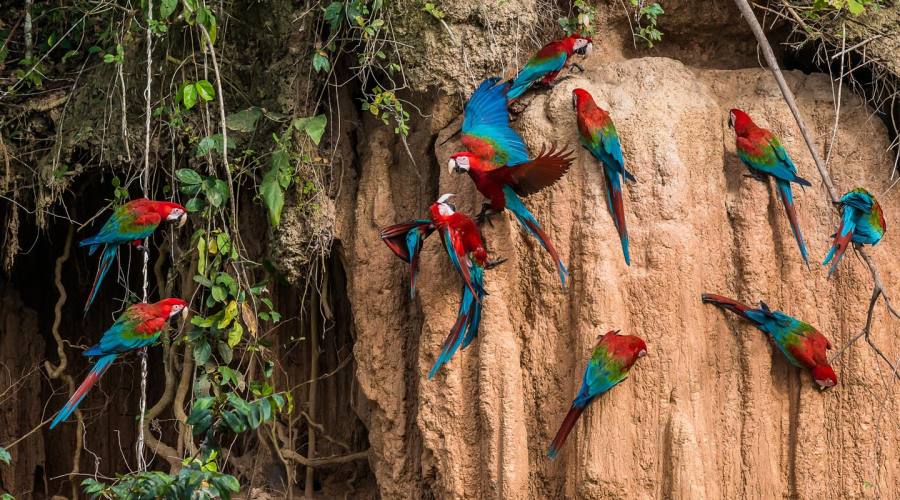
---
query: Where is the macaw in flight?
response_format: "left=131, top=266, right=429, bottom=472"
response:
left=80, top=198, right=187, bottom=314
left=381, top=194, right=503, bottom=378
left=729, top=109, right=812, bottom=267
left=49, top=298, right=188, bottom=429
left=573, top=88, right=635, bottom=265
left=701, top=293, right=837, bottom=389
left=507, top=34, right=593, bottom=101
left=823, top=187, right=886, bottom=276
left=548, top=330, right=647, bottom=459
left=448, top=77, right=574, bottom=286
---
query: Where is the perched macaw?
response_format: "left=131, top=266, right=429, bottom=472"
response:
left=729, top=109, right=812, bottom=267
left=507, top=34, right=593, bottom=101
left=448, top=77, right=574, bottom=286
left=49, top=298, right=188, bottom=429
left=381, top=194, right=500, bottom=378
left=80, top=199, right=187, bottom=314
left=573, top=88, right=634, bottom=265
left=548, top=330, right=647, bottom=459
left=701, top=293, right=837, bottom=389
left=823, top=188, right=886, bottom=276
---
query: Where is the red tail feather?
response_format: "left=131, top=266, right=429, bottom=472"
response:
left=548, top=405, right=585, bottom=458
left=701, top=294, right=752, bottom=319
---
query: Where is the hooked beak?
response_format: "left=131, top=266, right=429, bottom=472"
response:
left=727, top=113, right=734, bottom=129
left=177, top=213, right=188, bottom=228
left=638, top=349, right=647, bottom=358
left=181, top=307, right=189, bottom=321
left=448, top=158, right=457, bottom=174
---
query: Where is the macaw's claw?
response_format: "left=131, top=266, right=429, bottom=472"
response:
left=569, top=62, right=585, bottom=73
left=486, top=257, right=508, bottom=270
left=743, top=172, right=767, bottom=183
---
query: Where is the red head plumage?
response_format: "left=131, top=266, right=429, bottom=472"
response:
left=811, top=364, right=837, bottom=389
left=728, top=108, right=757, bottom=135
left=599, top=330, right=648, bottom=367
left=152, top=297, right=189, bottom=319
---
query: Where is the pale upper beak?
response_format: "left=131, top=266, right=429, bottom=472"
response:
left=448, top=158, right=457, bottom=174
left=180, top=307, right=189, bottom=320
left=177, top=213, right=188, bottom=228
left=638, top=349, right=647, bottom=358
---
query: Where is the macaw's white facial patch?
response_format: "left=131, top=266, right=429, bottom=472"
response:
left=167, top=208, right=185, bottom=221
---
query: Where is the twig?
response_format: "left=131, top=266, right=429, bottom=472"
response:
left=136, top=0, right=154, bottom=472
left=281, top=449, right=370, bottom=468
left=24, top=0, right=33, bottom=61
left=305, top=282, right=320, bottom=498
left=735, top=0, right=899, bottom=381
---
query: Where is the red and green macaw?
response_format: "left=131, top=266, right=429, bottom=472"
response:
left=381, top=194, right=500, bottom=378
left=448, top=77, right=574, bottom=286
left=507, top=34, right=593, bottom=100
left=573, top=88, right=634, bottom=265
left=701, top=294, right=837, bottom=389
left=823, top=188, right=886, bottom=276
left=49, top=298, right=188, bottom=429
left=548, top=330, right=647, bottom=459
left=81, top=198, right=187, bottom=314
left=729, top=109, right=812, bottom=267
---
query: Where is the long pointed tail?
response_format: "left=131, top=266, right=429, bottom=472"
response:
left=776, top=179, right=809, bottom=268
left=503, top=187, right=569, bottom=286
left=603, top=170, right=630, bottom=265
left=822, top=209, right=856, bottom=276
left=428, top=285, right=477, bottom=379
left=460, top=267, right=485, bottom=350
left=84, top=245, right=118, bottom=315
left=547, top=404, right=586, bottom=459
left=50, top=354, right=117, bottom=429
left=701, top=293, right=754, bottom=321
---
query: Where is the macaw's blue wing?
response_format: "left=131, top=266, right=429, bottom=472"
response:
left=507, top=51, right=567, bottom=100
left=79, top=207, right=156, bottom=250
left=380, top=220, right=436, bottom=296
left=765, top=138, right=812, bottom=186
left=461, top=78, right=529, bottom=166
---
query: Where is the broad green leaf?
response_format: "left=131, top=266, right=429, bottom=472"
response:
left=0, top=446, right=10, bottom=465
left=211, top=285, right=226, bottom=302
left=195, top=134, right=233, bottom=157
left=193, top=275, right=213, bottom=288
left=221, top=411, right=245, bottom=433
left=323, top=1, right=343, bottom=31
left=292, top=115, right=327, bottom=145
left=215, top=233, right=232, bottom=256
left=160, top=0, right=178, bottom=18
left=312, top=51, right=330, bottom=73
left=182, top=83, right=198, bottom=110
left=176, top=168, right=202, bottom=185
left=260, top=162, right=285, bottom=226
left=217, top=341, right=233, bottom=364
left=185, top=197, right=206, bottom=213
left=193, top=340, right=211, bottom=365
left=195, top=80, right=215, bottom=101
left=225, top=107, right=261, bottom=132
left=227, top=322, right=243, bottom=348
left=218, top=300, right=238, bottom=329
left=197, top=236, right=207, bottom=276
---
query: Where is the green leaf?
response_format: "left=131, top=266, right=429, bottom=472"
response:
left=323, top=2, right=343, bottom=31
left=225, top=107, right=261, bottom=132
left=185, top=197, right=206, bottom=213
left=312, top=51, right=331, bottom=73
left=219, top=300, right=238, bottom=329
left=193, top=275, right=213, bottom=288
left=197, top=237, right=207, bottom=276
left=260, top=160, right=285, bottom=227
left=227, top=322, right=243, bottom=348
left=195, top=80, right=215, bottom=101
left=160, top=0, right=178, bottom=18
left=193, top=340, right=211, bottom=365
left=195, top=134, right=234, bottom=157
left=0, top=446, right=10, bottom=465
left=176, top=168, right=202, bottom=185
left=221, top=411, right=246, bottom=433
left=211, top=285, right=227, bottom=302
left=182, top=83, right=198, bottom=110
left=218, top=366, right=237, bottom=386
left=217, top=341, right=233, bottom=364
left=291, top=114, right=328, bottom=145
